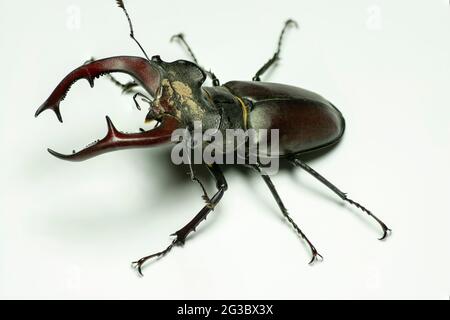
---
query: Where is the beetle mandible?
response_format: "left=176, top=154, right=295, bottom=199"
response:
left=35, top=0, right=391, bottom=275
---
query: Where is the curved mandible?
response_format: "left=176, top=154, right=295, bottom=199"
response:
left=35, top=56, right=161, bottom=122
left=47, top=115, right=180, bottom=161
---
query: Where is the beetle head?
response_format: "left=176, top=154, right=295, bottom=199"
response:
left=34, top=56, right=186, bottom=161
left=146, top=55, right=214, bottom=128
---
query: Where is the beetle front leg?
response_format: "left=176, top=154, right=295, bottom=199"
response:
left=132, top=163, right=227, bottom=276
left=289, top=157, right=392, bottom=240
left=250, top=164, right=323, bottom=264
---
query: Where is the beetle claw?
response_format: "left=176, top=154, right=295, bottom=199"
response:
left=378, top=227, right=392, bottom=241
left=131, top=260, right=145, bottom=277
left=344, top=198, right=392, bottom=241
left=131, top=239, right=177, bottom=276
left=307, top=246, right=323, bottom=265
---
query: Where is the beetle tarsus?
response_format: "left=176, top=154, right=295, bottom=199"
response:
left=252, top=19, right=298, bottom=81
left=132, top=239, right=177, bottom=276
left=131, top=213, right=213, bottom=277
left=290, top=157, right=392, bottom=240
left=250, top=164, right=322, bottom=264
left=308, top=244, right=324, bottom=265
left=287, top=211, right=323, bottom=265
left=344, top=197, right=392, bottom=240
left=378, top=228, right=392, bottom=241
left=132, top=231, right=191, bottom=276
left=131, top=163, right=227, bottom=275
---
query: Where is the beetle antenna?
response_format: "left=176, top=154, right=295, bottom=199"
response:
left=116, top=0, right=150, bottom=61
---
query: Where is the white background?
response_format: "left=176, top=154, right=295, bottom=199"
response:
left=0, top=0, right=449, bottom=299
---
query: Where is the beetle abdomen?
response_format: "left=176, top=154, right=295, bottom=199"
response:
left=224, top=81, right=345, bottom=156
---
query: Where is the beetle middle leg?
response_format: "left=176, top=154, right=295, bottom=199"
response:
left=170, top=33, right=221, bottom=86
left=252, top=19, right=298, bottom=81
left=289, top=156, right=392, bottom=240
left=250, top=164, right=323, bottom=264
left=132, top=163, right=227, bottom=275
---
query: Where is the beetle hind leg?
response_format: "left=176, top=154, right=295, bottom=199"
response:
left=131, top=163, right=227, bottom=276
left=250, top=164, right=323, bottom=264
left=289, top=157, right=392, bottom=240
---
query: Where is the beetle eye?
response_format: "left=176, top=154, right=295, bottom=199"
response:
left=151, top=55, right=162, bottom=62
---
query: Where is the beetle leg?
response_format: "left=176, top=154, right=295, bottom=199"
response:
left=47, top=115, right=179, bottom=162
left=184, top=139, right=212, bottom=206
left=187, top=163, right=212, bottom=207
left=107, top=75, right=139, bottom=94
left=132, top=163, right=227, bottom=276
left=35, top=56, right=161, bottom=123
left=132, top=92, right=152, bottom=111
left=170, top=33, right=220, bottom=86
left=289, top=157, right=392, bottom=240
left=252, top=19, right=298, bottom=81
left=250, top=164, right=323, bottom=264
left=170, top=33, right=200, bottom=64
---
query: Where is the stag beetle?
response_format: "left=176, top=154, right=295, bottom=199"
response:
left=35, top=0, right=391, bottom=275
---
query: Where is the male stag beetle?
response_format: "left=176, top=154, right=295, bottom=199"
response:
left=36, top=0, right=391, bottom=275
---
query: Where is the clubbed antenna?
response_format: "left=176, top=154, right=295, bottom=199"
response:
left=116, top=0, right=150, bottom=60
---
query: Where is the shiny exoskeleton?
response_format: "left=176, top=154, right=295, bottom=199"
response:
left=35, top=1, right=390, bottom=275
